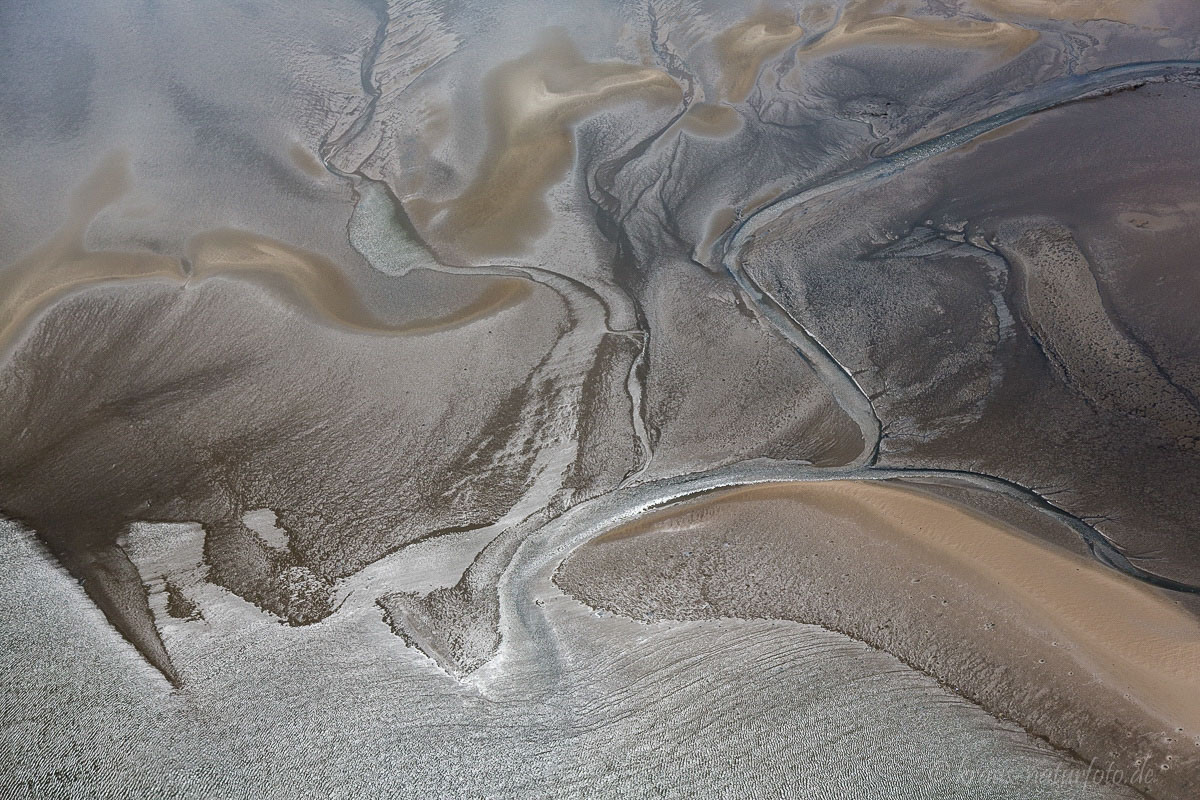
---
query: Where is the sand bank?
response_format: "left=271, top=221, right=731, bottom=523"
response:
left=560, top=479, right=1200, bottom=796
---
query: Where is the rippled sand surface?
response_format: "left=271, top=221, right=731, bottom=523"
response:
left=561, top=480, right=1200, bottom=786
left=3, top=0, right=1200, bottom=797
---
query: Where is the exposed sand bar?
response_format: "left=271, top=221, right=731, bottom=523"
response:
left=562, top=479, right=1200, bottom=795
left=800, top=0, right=1039, bottom=60
left=972, top=0, right=1147, bottom=23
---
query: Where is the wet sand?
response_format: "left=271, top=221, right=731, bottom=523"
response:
left=973, top=0, right=1148, bottom=22
left=997, top=221, right=1200, bottom=446
left=714, top=9, right=806, bottom=102
left=735, top=67, right=1200, bottom=587
left=0, top=152, right=181, bottom=351
left=5, top=0, right=1200, bottom=797
left=677, top=102, right=743, bottom=137
left=431, top=29, right=681, bottom=258
left=801, top=0, right=1040, bottom=60
left=559, top=479, right=1200, bottom=796
left=187, top=229, right=532, bottom=335
left=0, top=151, right=569, bottom=687
left=2, top=153, right=534, bottom=351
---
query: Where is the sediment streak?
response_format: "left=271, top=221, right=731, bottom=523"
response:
left=364, top=59, right=1200, bottom=688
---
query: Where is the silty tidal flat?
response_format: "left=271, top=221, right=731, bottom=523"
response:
left=2, top=1, right=1199, bottom=798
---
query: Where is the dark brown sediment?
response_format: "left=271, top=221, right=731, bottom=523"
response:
left=1, top=153, right=535, bottom=353
left=796, top=0, right=1040, bottom=61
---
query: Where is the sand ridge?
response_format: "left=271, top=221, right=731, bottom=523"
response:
left=564, top=478, right=1200, bottom=794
